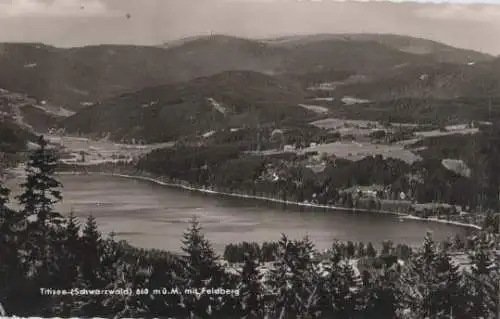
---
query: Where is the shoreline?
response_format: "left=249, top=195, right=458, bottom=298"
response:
left=56, top=170, right=482, bottom=230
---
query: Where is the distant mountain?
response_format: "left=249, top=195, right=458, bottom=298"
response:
left=333, top=60, right=500, bottom=100
left=0, top=43, right=181, bottom=111
left=263, top=33, right=493, bottom=64
left=0, top=34, right=492, bottom=111
left=160, top=34, right=434, bottom=75
left=59, top=71, right=317, bottom=143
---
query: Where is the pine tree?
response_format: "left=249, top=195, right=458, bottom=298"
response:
left=357, top=242, right=366, bottom=258
left=238, top=252, right=266, bottom=319
left=317, top=244, right=359, bottom=319
left=381, top=240, right=394, bottom=256
left=346, top=241, right=356, bottom=258
left=81, top=215, right=103, bottom=287
left=180, top=217, right=225, bottom=318
left=267, top=235, right=322, bottom=319
left=0, top=182, right=9, bottom=208
left=361, top=266, right=399, bottom=319
left=465, top=233, right=499, bottom=319
left=399, top=232, right=438, bottom=318
left=12, top=136, right=64, bottom=314
left=61, top=211, right=81, bottom=283
left=181, top=216, right=220, bottom=285
left=0, top=180, right=33, bottom=316
left=17, top=135, right=63, bottom=229
left=366, top=242, right=377, bottom=258
left=433, top=248, right=467, bottom=317
left=0, top=182, right=13, bottom=243
left=0, top=183, right=15, bottom=311
left=50, top=211, right=82, bottom=316
left=68, top=214, right=105, bottom=317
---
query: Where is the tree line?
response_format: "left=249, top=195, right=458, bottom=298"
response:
left=136, top=123, right=500, bottom=214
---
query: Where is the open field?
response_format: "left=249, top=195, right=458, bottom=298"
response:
left=298, top=104, right=329, bottom=114
left=311, top=118, right=381, bottom=130
left=46, top=135, right=174, bottom=165
left=341, top=96, right=371, bottom=105
left=414, top=128, right=479, bottom=138
left=299, top=141, right=421, bottom=163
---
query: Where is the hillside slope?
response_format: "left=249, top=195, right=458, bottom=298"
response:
left=333, top=60, right=500, bottom=100
left=59, top=71, right=317, bottom=143
left=0, top=43, right=180, bottom=111
left=263, top=33, right=493, bottom=64
left=0, top=88, right=70, bottom=133
left=0, top=34, right=492, bottom=111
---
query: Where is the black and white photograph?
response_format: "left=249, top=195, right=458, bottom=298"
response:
left=0, top=0, right=499, bottom=318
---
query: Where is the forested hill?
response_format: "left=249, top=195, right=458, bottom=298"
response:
left=333, top=60, right=500, bottom=101
left=59, top=70, right=317, bottom=143
left=0, top=34, right=493, bottom=111
left=134, top=123, right=500, bottom=213
left=261, top=33, right=494, bottom=64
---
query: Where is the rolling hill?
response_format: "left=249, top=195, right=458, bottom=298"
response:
left=0, top=88, right=70, bottom=133
left=0, top=43, right=180, bottom=111
left=59, top=71, right=318, bottom=143
left=0, top=34, right=493, bottom=111
left=263, top=33, right=493, bottom=65
left=324, top=96, right=500, bottom=125
left=332, top=60, right=500, bottom=100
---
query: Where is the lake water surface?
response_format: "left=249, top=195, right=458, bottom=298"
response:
left=6, top=174, right=468, bottom=253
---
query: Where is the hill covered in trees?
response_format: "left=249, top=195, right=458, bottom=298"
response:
left=333, top=60, right=500, bottom=101
left=59, top=71, right=318, bottom=143
left=132, top=123, right=500, bottom=214
left=325, top=97, right=500, bottom=125
left=0, top=136, right=499, bottom=318
left=262, top=33, right=493, bottom=65
left=0, top=34, right=493, bottom=111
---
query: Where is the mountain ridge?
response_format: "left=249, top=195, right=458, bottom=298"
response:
left=0, top=33, right=493, bottom=112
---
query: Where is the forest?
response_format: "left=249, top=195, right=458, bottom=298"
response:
left=0, top=136, right=499, bottom=318
left=135, top=123, right=500, bottom=215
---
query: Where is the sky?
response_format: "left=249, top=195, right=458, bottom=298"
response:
left=0, top=0, right=499, bottom=55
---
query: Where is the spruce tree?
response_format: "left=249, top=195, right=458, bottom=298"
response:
left=357, top=242, right=366, bottom=258
left=346, top=241, right=356, bottom=259
left=180, top=217, right=224, bottom=318
left=49, top=211, right=82, bottom=316
left=317, top=244, right=359, bottom=319
left=267, top=235, right=322, bottom=319
left=399, top=232, right=438, bottom=318
left=398, top=232, right=466, bottom=318
left=366, top=242, right=377, bottom=258
left=0, top=183, right=15, bottom=312
left=80, top=215, right=102, bottom=287
left=61, top=211, right=81, bottom=283
left=238, top=252, right=266, bottom=319
left=0, top=182, right=9, bottom=208
left=0, top=180, right=33, bottom=316
left=381, top=240, right=394, bottom=256
left=465, top=233, right=499, bottom=319
left=181, top=216, right=220, bottom=285
left=13, top=135, right=63, bottom=313
left=17, top=135, right=63, bottom=229
left=361, top=266, right=399, bottom=319
left=433, top=248, right=467, bottom=317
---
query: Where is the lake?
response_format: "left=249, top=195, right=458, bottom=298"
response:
left=5, top=174, right=468, bottom=253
